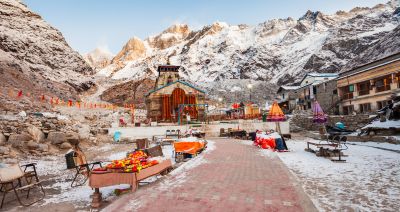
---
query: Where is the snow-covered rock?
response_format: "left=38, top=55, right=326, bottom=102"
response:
left=83, top=47, right=114, bottom=69
left=102, top=0, right=399, bottom=89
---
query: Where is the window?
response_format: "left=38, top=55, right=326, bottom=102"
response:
left=333, top=89, right=337, bottom=95
left=375, top=75, right=392, bottom=92
left=341, top=85, right=354, bottom=100
left=357, top=81, right=370, bottom=96
left=343, top=105, right=354, bottom=115
left=313, top=86, right=317, bottom=95
left=282, top=93, right=285, bottom=99
left=167, top=76, right=173, bottom=84
left=359, top=103, right=371, bottom=113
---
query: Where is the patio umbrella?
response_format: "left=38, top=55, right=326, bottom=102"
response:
left=266, top=101, right=288, bottom=150
left=312, top=100, right=327, bottom=124
left=266, top=101, right=287, bottom=133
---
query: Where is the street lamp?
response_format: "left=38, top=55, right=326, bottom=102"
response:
left=217, top=97, right=223, bottom=121
left=247, top=83, right=253, bottom=103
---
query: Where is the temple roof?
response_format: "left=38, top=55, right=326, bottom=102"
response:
left=146, top=80, right=206, bottom=96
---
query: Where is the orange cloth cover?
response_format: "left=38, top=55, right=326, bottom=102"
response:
left=174, top=141, right=205, bottom=155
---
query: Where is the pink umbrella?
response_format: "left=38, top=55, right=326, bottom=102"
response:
left=312, top=100, right=327, bottom=124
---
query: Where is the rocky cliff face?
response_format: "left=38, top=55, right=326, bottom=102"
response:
left=100, top=0, right=399, bottom=92
left=0, top=0, right=95, bottom=111
left=100, top=78, right=154, bottom=108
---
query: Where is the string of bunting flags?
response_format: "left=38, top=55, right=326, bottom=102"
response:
left=6, top=89, right=135, bottom=110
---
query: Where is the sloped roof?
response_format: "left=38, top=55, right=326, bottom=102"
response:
left=146, top=80, right=206, bottom=96
left=338, top=52, right=400, bottom=80
left=277, top=86, right=300, bottom=93
left=299, top=72, right=339, bottom=84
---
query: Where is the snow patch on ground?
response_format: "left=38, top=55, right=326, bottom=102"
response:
left=348, top=141, right=400, bottom=151
left=278, top=139, right=400, bottom=211
left=362, top=120, right=400, bottom=129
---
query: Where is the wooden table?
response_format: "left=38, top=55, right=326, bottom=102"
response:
left=89, top=160, right=172, bottom=208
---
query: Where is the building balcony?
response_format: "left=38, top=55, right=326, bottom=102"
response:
left=376, top=84, right=391, bottom=93
left=341, top=93, right=353, bottom=100
left=358, top=89, right=370, bottom=96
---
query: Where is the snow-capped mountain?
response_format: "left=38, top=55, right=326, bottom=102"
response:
left=101, top=0, right=399, bottom=87
left=83, top=47, right=114, bottom=69
left=0, top=0, right=94, bottom=110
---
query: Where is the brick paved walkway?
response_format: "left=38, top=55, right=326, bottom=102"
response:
left=102, top=138, right=317, bottom=212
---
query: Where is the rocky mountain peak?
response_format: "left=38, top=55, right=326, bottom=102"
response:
left=146, top=24, right=191, bottom=50
left=111, top=36, right=146, bottom=66
left=300, top=10, right=322, bottom=21
left=83, top=47, right=114, bottom=70
left=100, top=0, right=399, bottom=98
left=164, top=23, right=191, bottom=35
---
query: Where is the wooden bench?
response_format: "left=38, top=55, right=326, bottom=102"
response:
left=306, top=142, right=338, bottom=151
left=166, top=129, right=180, bottom=138
left=305, top=137, right=347, bottom=162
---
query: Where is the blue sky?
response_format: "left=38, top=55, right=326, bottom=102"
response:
left=23, top=0, right=388, bottom=54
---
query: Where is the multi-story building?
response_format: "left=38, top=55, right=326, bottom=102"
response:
left=294, top=73, right=338, bottom=111
left=337, top=52, right=400, bottom=115
left=276, top=86, right=300, bottom=113
left=277, top=73, right=338, bottom=113
left=315, top=79, right=339, bottom=115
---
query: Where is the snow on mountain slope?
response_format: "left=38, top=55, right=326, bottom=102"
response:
left=83, top=47, right=114, bottom=70
left=101, top=1, right=399, bottom=90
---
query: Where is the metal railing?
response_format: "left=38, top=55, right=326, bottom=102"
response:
left=375, top=84, right=391, bottom=93
left=341, top=93, right=353, bottom=100
left=358, top=89, right=370, bottom=96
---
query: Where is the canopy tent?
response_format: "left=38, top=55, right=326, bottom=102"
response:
left=266, top=101, right=286, bottom=122
left=265, top=101, right=287, bottom=135
left=312, top=100, right=327, bottom=124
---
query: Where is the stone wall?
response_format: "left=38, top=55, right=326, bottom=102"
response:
left=291, top=113, right=372, bottom=131
left=0, top=111, right=113, bottom=159
left=315, top=79, right=339, bottom=115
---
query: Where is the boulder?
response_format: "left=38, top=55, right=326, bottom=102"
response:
left=37, top=144, right=49, bottom=152
left=8, top=134, right=31, bottom=148
left=0, top=146, right=10, bottom=155
left=0, top=133, right=6, bottom=145
left=27, top=125, right=45, bottom=143
left=47, top=132, right=67, bottom=145
left=60, top=142, right=72, bottom=149
left=26, top=140, right=39, bottom=150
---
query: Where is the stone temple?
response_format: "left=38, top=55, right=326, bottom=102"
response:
left=145, top=65, right=206, bottom=122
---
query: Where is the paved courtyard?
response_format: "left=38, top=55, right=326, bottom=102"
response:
left=103, top=138, right=317, bottom=211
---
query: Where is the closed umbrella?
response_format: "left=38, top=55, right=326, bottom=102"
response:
left=312, top=100, right=327, bottom=124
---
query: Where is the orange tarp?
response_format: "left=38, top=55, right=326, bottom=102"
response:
left=173, top=141, right=205, bottom=155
